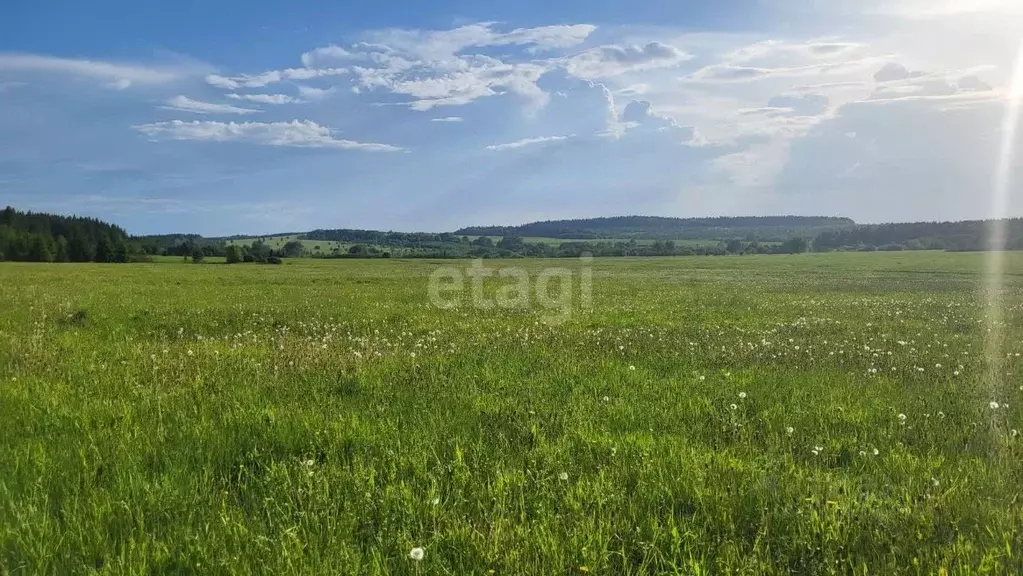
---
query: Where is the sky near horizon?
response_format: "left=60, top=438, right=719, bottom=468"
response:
left=2, top=0, right=1023, bottom=235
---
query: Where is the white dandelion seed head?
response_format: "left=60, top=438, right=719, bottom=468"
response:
left=730, top=403, right=738, bottom=410
left=873, top=448, right=879, bottom=456
left=409, top=547, right=425, bottom=561
left=898, top=413, right=907, bottom=422
left=990, top=401, right=1000, bottom=410
left=558, top=472, right=569, bottom=481
left=738, top=392, right=747, bottom=399
left=786, top=427, right=794, bottom=435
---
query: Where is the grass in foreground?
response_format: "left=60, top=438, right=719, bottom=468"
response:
left=1, top=252, right=1022, bottom=574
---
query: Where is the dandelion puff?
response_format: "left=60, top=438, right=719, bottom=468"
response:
left=628, top=365, right=636, bottom=371
left=898, top=413, right=907, bottom=423
left=730, top=403, right=737, bottom=410
left=859, top=451, right=866, bottom=457
left=558, top=472, right=569, bottom=481
left=873, top=448, right=880, bottom=456
left=738, top=391, right=747, bottom=399
left=786, top=426, right=794, bottom=435
left=990, top=401, right=1000, bottom=410
left=409, top=547, right=425, bottom=562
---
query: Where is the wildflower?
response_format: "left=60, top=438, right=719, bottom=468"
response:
left=602, top=396, right=610, bottom=402
left=786, top=426, right=794, bottom=435
left=738, top=391, right=747, bottom=399
left=409, top=547, right=425, bottom=562
left=812, top=446, right=822, bottom=456
left=699, top=375, right=706, bottom=382
left=873, top=448, right=880, bottom=456
left=431, top=498, right=440, bottom=506
left=730, top=404, right=737, bottom=410
left=859, top=450, right=866, bottom=457
left=898, top=413, right=907, bottom=423
left=932, top=477, right=940, bottom=487
left=938, top=411, right=945, bottom=419
left=628, top=365, right=636, bottom=371
left=558, top=472, right=569, bottom=482
left=990, top=401, right=1000, bottom=410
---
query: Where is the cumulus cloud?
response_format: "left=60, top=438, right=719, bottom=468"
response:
left=301, top=45, right=354, bottom=68
left=565, top=42, right=691, bottom=79
left=132, top=120, right=404, bottom=151
left=485, top=135, right=571, bottom=151
left=161, top=95, right=261, bottom=115
left=0, top=53, right=194, bottom=88
left=227, top=93, right=300, bottom=104
left=618, top=100, right=695, bottom=141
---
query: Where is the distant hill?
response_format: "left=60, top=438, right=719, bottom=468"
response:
left=455, top=216, right=856, bottom=241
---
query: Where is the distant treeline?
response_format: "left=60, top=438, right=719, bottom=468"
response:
left=6, top=206, right=1023, bottom=264
left=456, top=216, right=856, bottom=241
left=0, top=206, right=140, bottom=262
left=813, top=220, right=1023, bottom=252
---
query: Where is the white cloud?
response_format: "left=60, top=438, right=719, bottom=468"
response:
left=161, top=95, right=261, bottom=115
left=0, top=53, right=194, bottom=87
left=565, top=42, right=692, bottom=79
left=301, top=45, right=354, bottom=67
left=205, top=68, right=347, bottom=89
left=485, top=135, right=571, bottom=151
left=133, top=120, right=404, bottom=151
left=430, top=116, right=463, bottom=122
left=725, top=40, right=864, bottom=66
left=227, top=93, right=300, bottom=104
left=359, top=22, right=595, bottom=60
left=296, top=85, right=335, bottom=100
left=684, top=58, right=882, bottom=84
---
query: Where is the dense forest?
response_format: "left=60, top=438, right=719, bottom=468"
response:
left=456, top=216, right=856, bottom=241
left=0, top=206, right=137, bottom=262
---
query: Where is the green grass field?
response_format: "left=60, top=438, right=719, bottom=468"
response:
left=2, top=252, right=1022, bottom=573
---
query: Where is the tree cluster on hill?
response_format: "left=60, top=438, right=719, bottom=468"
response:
left=0, top=206, right=139, bottom=262
left=811, top=220, right=1023, bottom=252
left=456, top=216, right=855, bottom=241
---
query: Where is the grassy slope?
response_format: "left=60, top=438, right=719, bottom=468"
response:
left=1, top=252, right=1022, bottom=573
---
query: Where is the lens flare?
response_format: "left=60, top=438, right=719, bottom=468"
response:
left=985, top=40, right=1023, bottom=401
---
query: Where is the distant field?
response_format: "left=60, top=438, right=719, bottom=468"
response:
left=2, top=251, right=1022, bottom=573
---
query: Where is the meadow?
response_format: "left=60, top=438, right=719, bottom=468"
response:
left=1, top=252, right=1022, bottom=574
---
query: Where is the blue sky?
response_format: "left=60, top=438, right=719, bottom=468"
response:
left=2, top=0, right=1023, bottom=235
